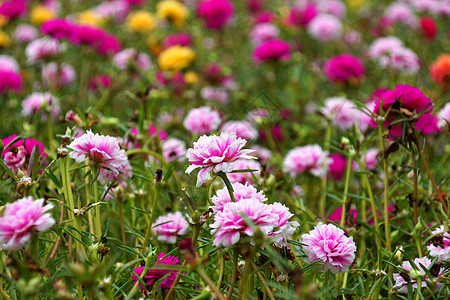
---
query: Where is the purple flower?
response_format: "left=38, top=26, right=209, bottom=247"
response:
left=301, top=223, right=356, bottom=273
left=197, top=0, right=234, bottom=30
left=283, top=144, right=330, bottom=177
left=307, top=14, right=342, bottom=41
left=252, top=39, right=291, bottom=63
left=153, top=212, right=189, bottom=244
left=393, top=257, right=443, bottom=293
left=324, top=54, right=365, bottom=84
left=210, top=182, right=267, bottom=213
left=0, top=197, right=55, bottom=250
left=183, top=106, right=221, bottom=135
left=162, top=138, right=186, bottom=162
left=427, top=225, right=450, bottom=261
left=186, top=132, right=256, bottom=187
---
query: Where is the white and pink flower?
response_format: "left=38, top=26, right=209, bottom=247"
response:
left=210, top=182, right=267, bottom=213
left=162, top=138, right=187, bottom=162
left=393, top=257, right=444, bottom=293
left=283, top=144, right=330, bottom=177
left=153, top=211, right=189, bottom=244
left=183, top=106, right=221, bottom=135
left=307, top=14, right=342, bottom=41
left=221, top=120, right=258, bottom=140
left=22, top=92, right=61, bottom=120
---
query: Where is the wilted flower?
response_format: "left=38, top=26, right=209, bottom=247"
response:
left=307, top=14, right=342, bottom=41
left=1, top=135, right=46, bottom=172
left=197, top=0, right=234, bottom=30
left=183, top=106, right=221, bottom=135
left=324, top=54, right=365, bottom=84
left=221, top=120, right=258, bottom=140
left=283, top=144, right=330, bottom=177
left=393, top=257, right=443, bottom=293
left=427, top=225, right=450, bottom=260
left=22, top=92, right=60, bottom=120
left=210, top=181, right=267, bottom=213
left=42, top=62, right=76, bottom=87
left=301, top=223, right=356, bottom=273
left=0, top=197, right=55, bottom=250
left=162, top=138, right=187, bottom=162
left=268, top=203, right=299, bottom=247
left=227, top=159, right=261, bottom=185
left=153, top=212, right=189, bottom=244
left=252, top=39, right=291, bottom=63
left=186, top=132, right=256, bottom=187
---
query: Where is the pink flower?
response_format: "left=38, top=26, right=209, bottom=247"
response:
left=437, top=103, right=450, bottom=129
left=14, top=25, right=38, bottom=43
left=132, top=253, right=182, bottom=294
left=384, top=2, right=418, bottom=29
left=40, top=18, right=76, bottom=40
left=362, top=148, right=378, bottom=170
left=42, top=62, right=76, bottom=87
left=252, top=10, right=275, bottom=24
left=113, top=48, right=152, bottom=71
left=427, top=225, right=450, bottom=261
left=210, top=199, right=277, bottom=247
left=251, top=145, right=272, bottom=163
left=22, top=92, right=60, bottom=120
left=327, top=207, right=358, bottom=225
left=68, top=130, right=129, bottom=177
left=328, top=153, right=347, bottom=181
left=186, top=132, right=256, bottom=187
left=25, top=37, right=64, bottom=64
left=283, top=145, right=330, bottom=177
left=307, top=14, right=342, bottom=41
left=197, top=0, right=234, bottom=30
left=90, top=75, right=112, bottom=91
left=249, top=23, right=279, bottom=45
left=317, top=0, right=346, bottom=18
left=252, top=39, right=291, bottom=63
left=228, top=159, right=261, bottom=185
left=301, top=223, right=356, bottom=273
left=268, top=202, right=299, bottom=247
left=162, top=33, right=192, bottom=49
left=0, top=197, right=55, bottom=250
left=70, top=25, right=121, bottom=55
left=221, top=120, right=258, bottom=140
left=372, top=84, right=434, bottom=137
left=321, top=97, right=361, bottom=131
left=153, top=212, right=189, bottom=244
left=359, top=100, right=376, bottom=132
left=210, top=182, right=267, bottom=213
left=393, top=257, right=443, bottom=293
left=0, top=55, right=19, bottom=73
left=183, top=106, right=221, bottom=135
left=99, top=158, right=132, bottom=183
left=368, top=36, right=403, bottom=58
left=288, top=4, right=318, bottom=27
left=0, top=71, right=22, bottom=95
left=200, top=86, right=229, bottom=103
left=162, top=138, right=186, bottom=162
left=1, top=135, right=46, bottom=172
left=324, top=54, right=365, bottom=83
left=94, top=0, right=130, bottom=22
left=0, top=0, right=26, bottom=19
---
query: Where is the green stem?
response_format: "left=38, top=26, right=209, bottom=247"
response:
left=47, top=112, right=55, bottom=155
left=409, top=141, right=419, bottom=225
left=226, top=248, right=239, bottom=300
left=320, top=122, right=332, bottom=216
left=377, top=125, right=391, bottom=253
left=117, top=199, right=126, bottom=244
left=252, top=262, right=275, bottom=300
left=217, top=254, right=225, bottom=291
left=340, top=155, right=353, bottom=228
left=93, top=178, right=101, bottom=239
left=239, top=256, right=253, bottom=300
left=218, top=172, right=235, bottom=202
left=195, top=267, right=226, bottom=300
left=142, top=184, right=160, bottom=253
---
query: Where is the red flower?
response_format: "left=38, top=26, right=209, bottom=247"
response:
left=420, top=16, right=437, bottom=41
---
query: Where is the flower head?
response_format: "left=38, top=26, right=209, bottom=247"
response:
left=210, top=182, right=267, bottom=213
left=157, top=45, right=195, bottom=71
left=153, top=212, right=189, bottom=244
left=113, top=48, right=152, bottom=71
left=249, top=23, right=279, bottom=45
left=25, top=37, right=64, bottom=64
left=0, top=197, right=55, bottom=250
left=288, top=4, right=318, bottom=27
left=200, top=86, right=229, bottom=103
left=393, top=257, right=443, bottom=293
left=427, top=225, right=450, bottom=261
left=252, top=39, right=290, bottom=63
left=162, top=138, right=186, bottom=162
left=42, top=62, right=76, bottom=87
left=221, top=120, right=258, bottom=140
left=0, top=70, right=22, bottom=94
left=157, top=0, right=189, bottom=28
left=186, top=132, right=256, bottom=187
left=437, top=103, right=450, bottom=129
left=227, top=159, right=261, bottom=185
left=14, top=24, right=38, bottom=43
left=22, top=92, right=60, bottom=120
left=127, top=11, right=156, bottom=33
left=268, top=203, right=299, bottom=247
left=307, top=14, right=342, bottom=41
left=197, top=0, right=234, bottom=30
left=283, top=144, right=330, bottom=177
left=324, top=54, right=365, bottom=84
left=301, top=223, right=356, bottom=273
left=183, top=106, right=221, bottom=135
left=1, top=135, right=46, bottom=172
left=321, top=97, right=361, bottom=131
left=430, top=54, right=450, bottom=88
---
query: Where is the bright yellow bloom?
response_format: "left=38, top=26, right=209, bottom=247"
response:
left=157, top=0, right=189, bottom=28
left=184, top=71, right=199, bottom=85
left=78, top=10, right=105, bottom=26
left=127, top=11, right=156, bottom=33
left=30, top=6, right=55, bottom=24
left=0, top=30, right=11, bottom=47
left=158, top=46, right=195, bottom=71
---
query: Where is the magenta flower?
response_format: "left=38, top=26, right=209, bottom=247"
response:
left=268, top=203, right=299, bottom=247
left=183, top=106, right=221, bottom=135
left=393, top=257, right=443, bottom=293
left=221, top=120, right=258, bottom=140
left=362, top=148, right=378, bottom=170
left=283, top=144, right=330, bottom=177
left=228, top=159, right=261, bottom=185
left=210, top=182, right=267, bottom=213
left=197, top=0, right=234, bottom=30
left=70, top=25, right=121, bottom=55
left=427, top=225, right=450, bottom=261
left=153, top=211, right=189, bottom=244
left=22, top=92, right=60, bottom=120
left=307, top=14, right=342, bottom=41
left=0, top=70, right=22, bottom=95
left=186, top=132, right=256, bottom=187
left=372, top=84, right=434, bottom=137
left=162, top=138, right=186, bottom=162
left=252, top=39, right=291, bottom=63
left=162, top=33, right=192, bottom=49
left=328, top=153, right=347, bottom=181
left=321, top=97, right=361, bottom=131
left=132, top=253, right=182, bottom=294
left=0, top=197, right=55, bottom=250
left=68, top=130, right=129, bottom=177
left=327, top=207, right=358, bottom=225
left=324, top=54, right=365, bottom=84
left=0, top=0, right=27, bottom=19
left=40, top=19, right=76, bottom=40
left=288, top=4, right=318, bottom=27
left=1, top=135, right=46, bottom=172
left=301, top=223, right=356, bottom=273
left=210, top=199, right=277, bottom=247
left=89, top=75, right=112, bottom=91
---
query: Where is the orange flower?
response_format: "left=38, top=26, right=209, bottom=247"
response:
left=430, top=54, right=450, bottom=87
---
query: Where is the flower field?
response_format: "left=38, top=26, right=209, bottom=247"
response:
left=0, top=0, right=449, bottom=299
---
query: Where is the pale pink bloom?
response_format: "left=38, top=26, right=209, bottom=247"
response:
left=112, top=48, right=152, bottom=71
left=14, top=24, right=39, bottom=43
left=0, top=197, right=55, bottom=250
left=68, top=130, right=129, bottom=178
left=291, top=185, right=304, bottom=197
left=162, top=138, right=187, bottom=162
left=200, top=86, right=229, bottom=103
left=317, top=0, right=346, bottom=19
left=210, top=182, right=267, bottom=213
left=186, top=132, right=256, bottom=187
left=0, top=55, right=20, bottom=72
left=25, top=37, right=64, bottom=64
left=153, top=211, right=189, bottom=244
left=437, top=103, right=450, bottom=128
left=22, top=92, right=60, bottom=120
left=183, top=106, right=221, bottom=135
left=427, top=225, right=450, bottom=260
left=268, top=202, right=299, bottom=247
left=307, top=14, right=342, bottom=41
left=359, top=101, right=376, bottom=132
left=283, top=144, right=330, bottom=177
left=301, top=223, right=356, bottom=273
left=363, top=148, right=378, bottom=170
left=393, top=257, right=444, bottom=293
left=221, top=120, right=258, bottom=140
left=384, top=2, right=418, bottom=29
left=210, top=199, right=277, bottom=247
left=251, top=145, right=271, bottom=163
left=228, top=159, right=261, bottom=185
left=247, top=108, right=268, bottom=124
left=42, top=62, right=76, bottom=87
left=388, top=47, right=420, bottom=75
left=344, top=30, right=361, bottom=45
left=94, top=0, right=130, bottom=22
left=99, top=158, right=132, bottom=183
left=249, top=23, right=280, bottom=45
left=368, top=36, right=403, bottom=58
left=321, top=97, right=361, bottom=131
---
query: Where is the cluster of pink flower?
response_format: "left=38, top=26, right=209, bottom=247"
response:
left=1, top=135, right=47, bottom=172
left=0, top=55, right=22, bottom=95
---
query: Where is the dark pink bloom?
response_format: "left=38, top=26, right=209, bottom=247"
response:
left=324, top=54, right=365, bottom=83
left=252, top=39, right=291, bottom=63
left=1, top=135, right=46, bottom=172
left=247, top=0, right=264, bottom=12
left=197, top=0, right=234, bottom=30
left=252, top=11, right=275, bottom=24
left=420, top=16, right=437, bottom=41
left=0, top=70, right=22, bottom=95
left=162, top=33, right=192, bottom=49
left=89, top=75, right=112, bottom=91
left=132, top=253, right=182, bottom=294
left=156, top=71, right=186, bottom=95
left=70, top=25, right=121, bottom=55
left=327, top=207, right=358, bottom=225
left=288, top=4, right=318, bottom=27
left=40, top=19, right=76, bottom=40
left=328, top=153, right=347, bottom=181
left=149, top=124, right=167, bottom=141
left=203, top=62, right=224, bottom=84
left=0, top=0, right=26, bottom=19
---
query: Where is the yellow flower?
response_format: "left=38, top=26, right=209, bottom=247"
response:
left=0, top=30, right=11, bottom=47
left=158, top=46, right=195, bottom=71
left=184, top=71, right=199, bottom=85
left=157, top=0, right=189, bottom=28
left=30, top=6, right=55, bottom=25
left=346, top=0, right=366, bottom=9
left=127, top=11, right=156, bottom=33
left=78, top=10, right=105, bottom=26
left=0, top=14, right=9, bottom=27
